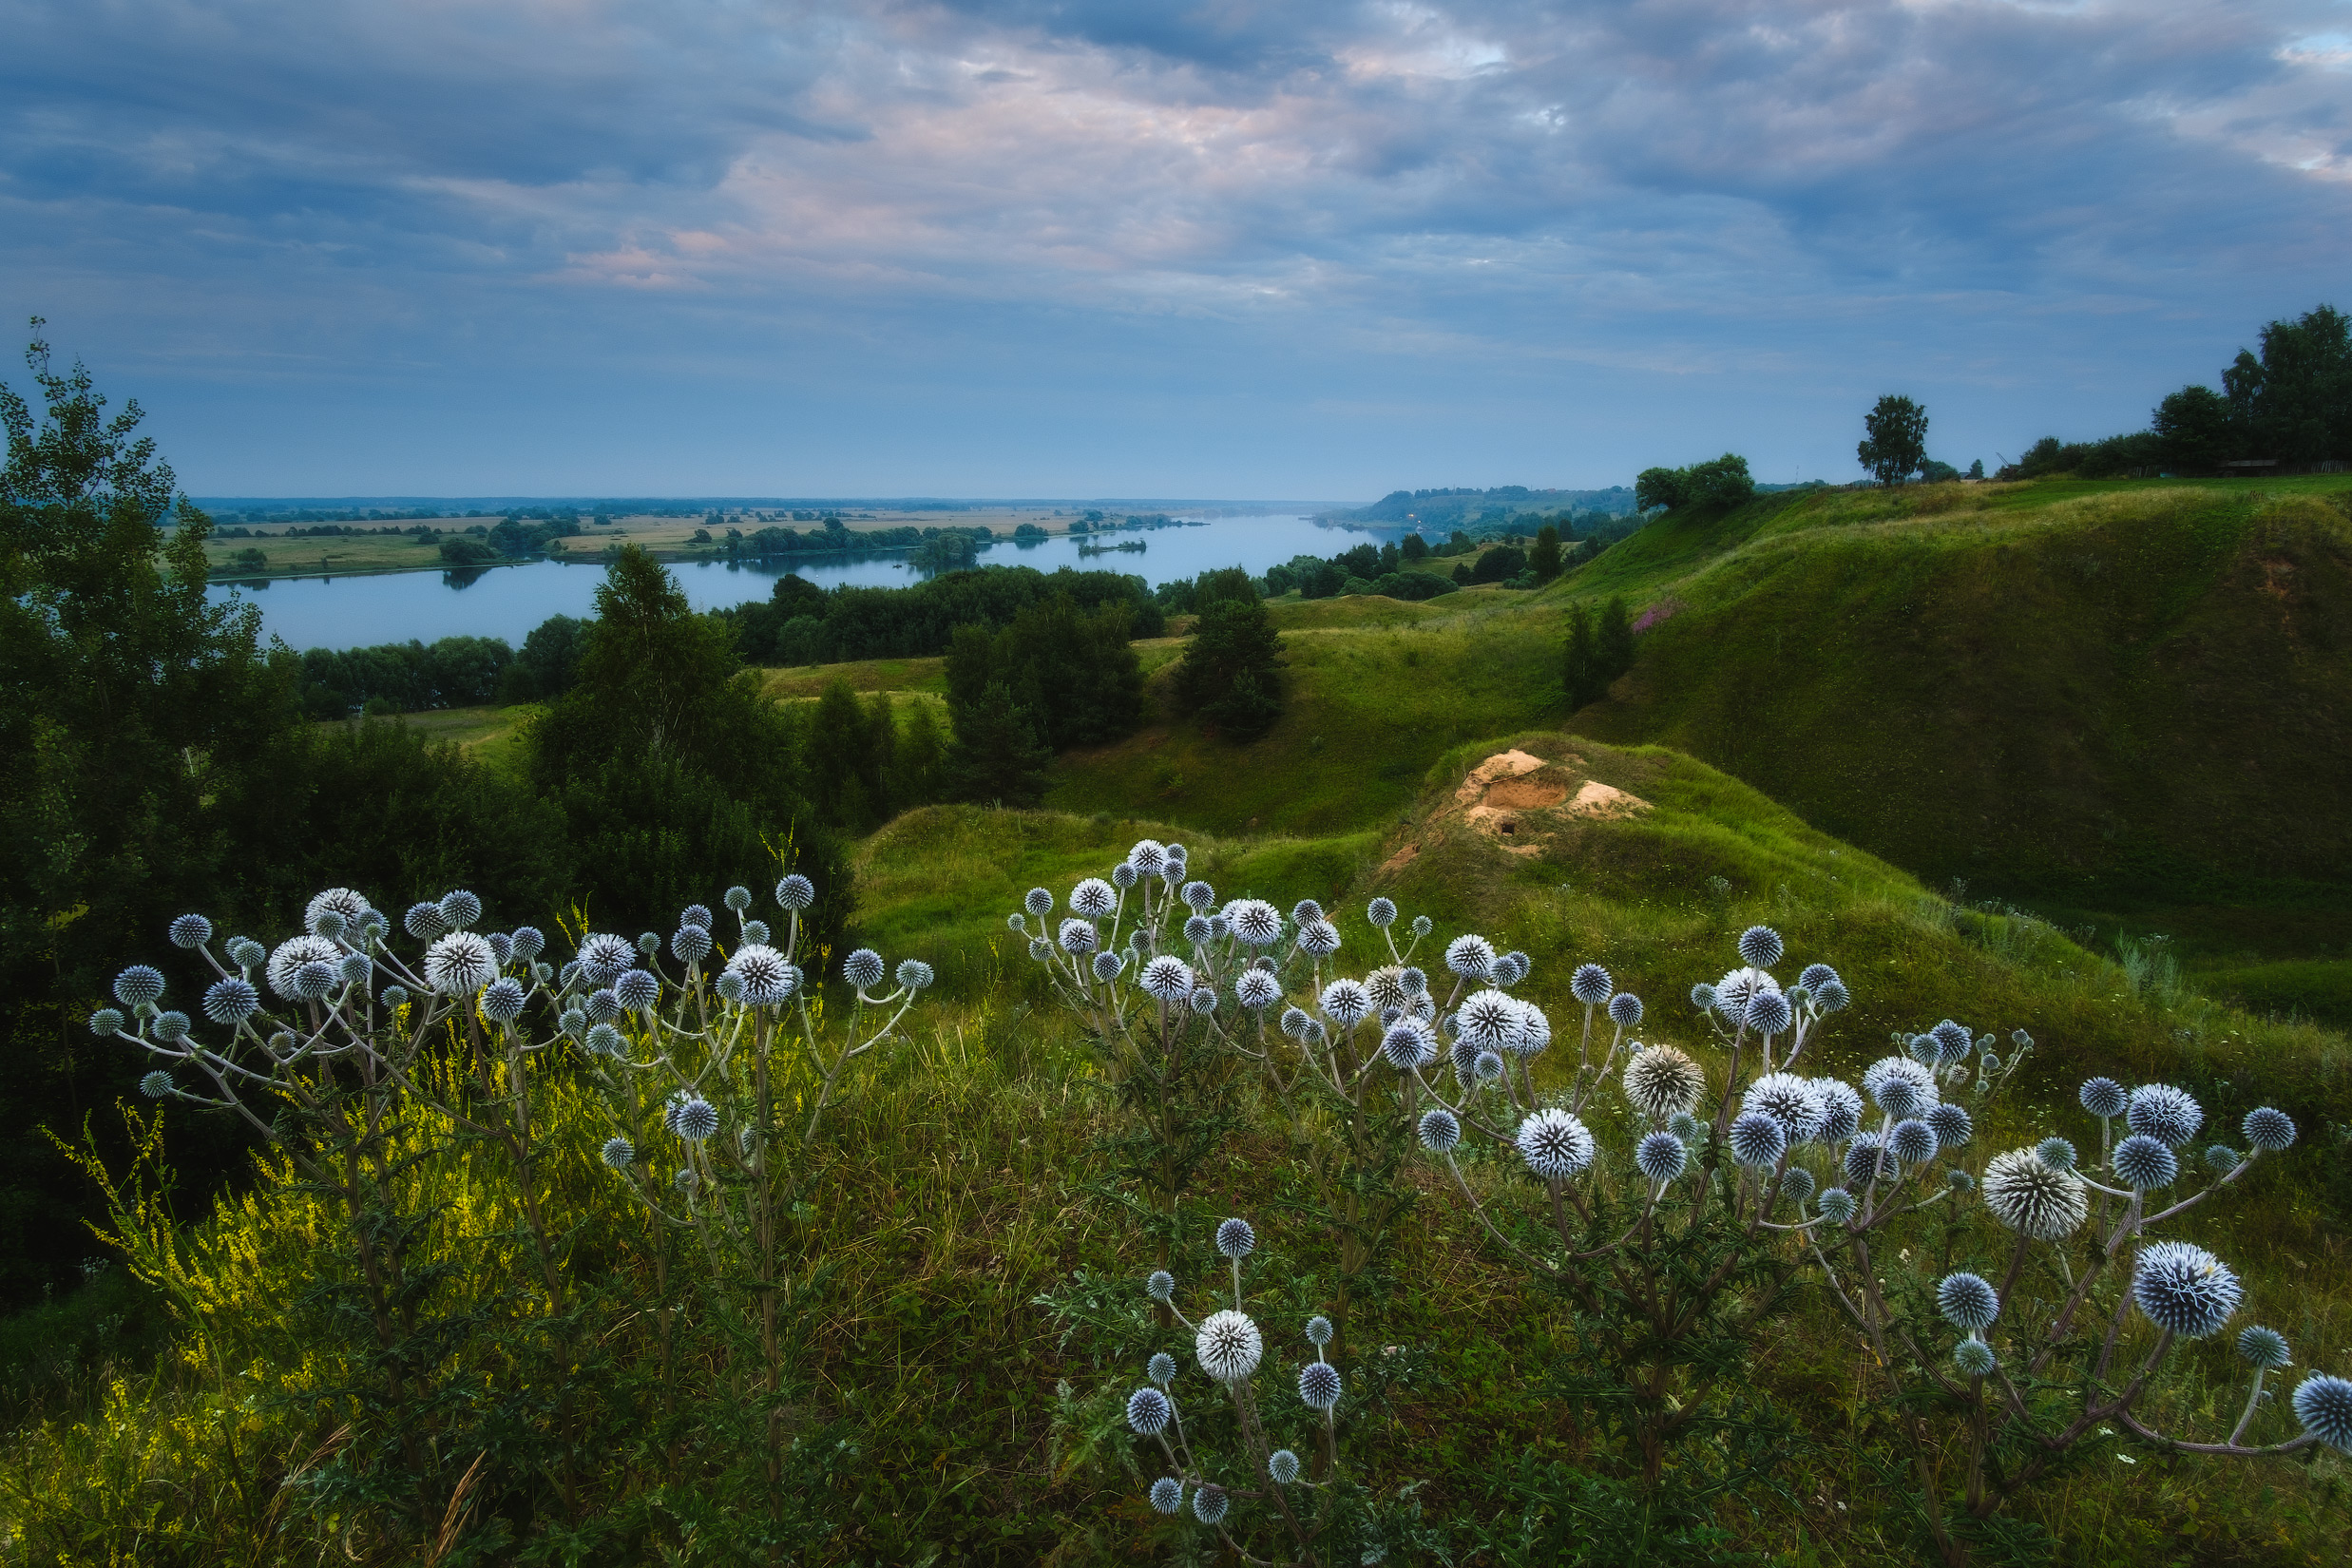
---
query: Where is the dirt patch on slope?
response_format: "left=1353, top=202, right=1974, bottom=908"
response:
left=1383, top=747, right=1652, bottom=869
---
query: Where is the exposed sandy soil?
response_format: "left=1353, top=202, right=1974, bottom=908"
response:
left=1381, top=747, right=1651, bottom=871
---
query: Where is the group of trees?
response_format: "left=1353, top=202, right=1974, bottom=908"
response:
left=1169, top=567, right=1285, bottom=741
left=1563, top=596, right=1635, bottom=708
left=942, top=596, right=1146, bottom=805
left=289, top=617, right=587, bottom=717
left=720, top=564, right=1163, bottom=667
left=1635, top=452, right=1758, bottom=512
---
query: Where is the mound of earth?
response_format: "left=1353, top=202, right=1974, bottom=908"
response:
left=1383, top=747, right=1649, bottom=870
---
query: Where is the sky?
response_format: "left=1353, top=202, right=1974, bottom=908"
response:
left=3, top=2, right=2347, bottom=498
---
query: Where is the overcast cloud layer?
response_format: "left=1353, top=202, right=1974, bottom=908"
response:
left=3, top=1, right=2346, bottom=494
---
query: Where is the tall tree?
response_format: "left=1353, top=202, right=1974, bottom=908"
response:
left=947, top=681, right=1053, bottom=807
left=1530, top=525, right=1563, bottom=583
left=1171, top=583, right=1285, bottom=742
left=1859, top=395, right=1930, bottom=488
left=2225, top=305, right=2352, bottom=463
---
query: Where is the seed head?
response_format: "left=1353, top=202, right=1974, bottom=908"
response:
left=2292, top=1373, right=2352, bottom=1453
left=2237, top=1326, right=2290, bottom=1369
left=1737, top=926, right=1784, bottom=968
left=2241, top=1106, right=2295, bottom=1153
left=1635, top=1131, right=1689, bottom=1182
left=2113, top=1134, right=2178, bottom=1191
left=1571, top=962, right=1613, bottom=1005
left=1126, top=1386, right=1172, bottom=1435
left=1418, top=1107, right=1462, bottom=1153
left=1625, top=1044, right=1706, bottom=1121
left=1149, top=1477, right=1184, bottom=1514
left=424, top=933, right=497, bottom=997
left=1214, top=1217, right=1255, bottom=1259
left=725, top=945, right=801, bottom=1005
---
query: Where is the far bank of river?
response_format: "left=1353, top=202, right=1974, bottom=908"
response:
left=208, top=514, right=1405, bottom=650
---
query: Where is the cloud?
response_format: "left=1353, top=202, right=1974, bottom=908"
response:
left=1, top=1, right=2345, bottom=492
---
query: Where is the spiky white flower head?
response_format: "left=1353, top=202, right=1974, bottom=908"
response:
left=1111, top=862, right=1138, bottom=889
left=308, top=889, right=374, bottom=940
left=1474, top=1050, right=1505, bottom=1083
left=895, top=959, right=934, bottom=991
left=419, top=932, right=493, bottom=998
left=1269, top=1448, right=1301, bottom=1485
left=1360, top=895, right=1398, bottom=929
left=1711, top=966, right=1778, bottom=1020
left=1518, top=1108, right=1597, bottom=1180
left=1946, top=1168, right=1974, bottom=1192
left=1070, top=878, right=1118, bottom=919
left=1814, top=978, right=1850, bottom=1013
left=1192, top=1483, right=1229, bottom=1524
left=766, top=872, right=811, bottom=912
left=1456, top=989, right=1521, bottom=1053
left=2127, top=1083, right=2203, bottom=1149
left=1133, top=955, right=1190, bottom=1004
left=1925, top=1102, right=1975, bottom=1150
left=1443, top=933, right=1495, bottom=981
left=1505, top=1003, right=1551, bottom=1058
left=1624, top=1044, right=1706, bottom=1121
left=1864, top=1056, right=1939, bottom=1118
left=667, top=925, right=712, bottom=966
left=2202, top=1143, right=2240, bottom=1174
left=1294, top=919, right=1340, bottom=958
left=1149, top=1477, right=1184, bottom=1514
left=1383, top=1019, right=1439, bottom=1071
left=1954, top=1339, right=1998, bottom=1378
left=614, top=969, right=659, bottom=1011
left=2132, top=1241, right=2241, bottom=1339
left=258, top=937, right=328, bottom=999
left=2113, top=1134, right=2178, bottom=1190
left=1145, top=1270, right=1176, bottom=1303
left=1608, top=991, right=1644, bottom=1028
left=672, top=1097, right=719, bottom=1143
left=1746, top=1073, right=1826, bottom=1142
left=431, top=889, right=478, bottom=932
left=1122, top=839, right=1166, bottom=877
left=481, top=977, right=527, bottom=1023
left=1126, top=1386, right=1172, bottom=1434
left=1888, top=1119, right=1940, bottom=1166
left=292, top=959, right=340, bottom=1001
left=1981, top=1149, right=2089, bottom=1238
left=1563, top=963, right=1608, bottom=1006
left=2023, top=1138, right=2075, bottom=1175
left=201, top=976, right=258, bottom=1024
left=2236, top=1326, right=2290, bottom=1369
left=1745, top=990, right=1793, bottom=1036
left=160, top=913, right=213, bottom=955
left=1817, top=1187, right=1858, bottom=1223
left=226, top=936, right=265, bottom=969
left=578, top=1021, right=621, bottom=1058
left=1488, top=952, right=1526, bottom=987
left=587, top=985, right=633, bottom=1023
left=567, top=932, right=628, bottom=987
left=1172, top=880, right=1211, bottom=913
left=2229, top=1108, right=2291, bottom=1157
left=715, top=972, right=745, bottom=1004
left=401, top=903, right=447, bottom=944
left=597, top=1136, right=635, bottom=1170
left=1220, top=969, right=1275, bottom=1012
left=1223, top=899, right=1283, bottom=947
left=1146, top=1350, right=1177, bottom=1386
left=1733, top=925, right=1782, bottom=968
left=384, top=985, right=411, bottom=1009
left=1297, top=1359, right=1342, bottom=1411
left=1188, top=985, right=1217, bottom=1015
left=1782, top=1165, right=1817, bottom=1203
left=1636, top=1131, right=1689, bottom=1182
left=1844, top=1135, right=1894, bottom=1187
left=1287, top=899, right=1322, bottom=927
left=1797, top=962, right=1839, bottom=992
left=1418, top=1107, right=1462, bottom=1153
left=1196, top=1310, right=1264, bottom=1382
left=724, top=945, right=800, bottom=1005
left=1363, top=966, right=1407, bottom=1010
left=1393, top=966, right=1429, bottom=1001
left=740, top=918, right=772, bottom=946
left=1812, top=1080, right=1864, bottom=1143
left=1303, top=1313, right=1335, bottom=1348
left=1689, top=982, right=1717, bottom=1011
left=2078, top=1077, right=2128, bottom=1119
left=1938, top=1272, right=2000, bottom=1333
left=1280, top=1004, right=1315, bottom=1041
left=1214, top=1217, right=1256, bottom=1261
left=1058, top=918, right=1100, bottom=957
left=631, top=931, right=660, bottom=959
left=1730, top=1112, right=1788, bottom=1168
left=1309, top=980, right=1365, bottom=1031
left=479, top=932, right=512, bottom=968
left=1176, top=915, right=1209, bottom=947
left=2292, top=1373, right=2352, bottom=1453
left=1009, top=889, right=1049, bottom=924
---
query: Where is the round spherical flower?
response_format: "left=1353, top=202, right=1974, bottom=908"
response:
left=1954, top=1339, right=1998, bottom=1378
left=1126, top=1386, right=1173, bottom=1435
left=1418, top=1107, right=1462, bottom=1154
left=1782, top=1165, right=1817, bottom=1203
left=432, top=889, right=480, bottom=931
left=481, top=977, right=527, bottom=1023
left=290, top=960, right=337, bottom=1001
left=2132, top=1240, right=2242, bottom=1339
left=1571, top=962, right=1614, bottom=1005
left=152, top=1010, right=189, bottom=1046
left=672, top=926, right=713, bottom=964
left=1981, top=1149, right=2089, bottom=1239
left=1635, top=1131, right=1689, bottom=1182
left=1314, top=979, right=1368, bottom=1030
left=715, top=972, right=745, bottom=1004
left=1813, top=1080, right=1864, bottom=1143
left=1021, top=887, right=1056, bottom=919
left=485, top=932, right=515, bottom=966
left=673, top=1097, right=720, bottom=1143
left=1179, top=880, right=1214, bottom=911
left=2204, top=1143, right=2241, bottom=1174
left=1745, top=1072, right=1826, bottom=1142
left=839, top=947, right=886, bottom=990
left=2236, top=1326, right=2291, bottom=1369
left=1183, top=914, right=1213, bottom=944
left=2242, top=1106, right=2296, bottom=1153
left=1280, top=1005, right=1313, bottom=1041
left=1028, top=938, right=1052, bottom=963
left=1070, top=878, right=1118, bottom=919
left=1126, top=839, right=1167, bottom=876
left=1517, top=1108, right=1597, bottom=1180
left=1864, top=1056, right=1938, bottom=1118
left=673, top=1166, right=699, bottom=1195
left=299, top=888, right=370, bottom=938
left=614, top=969, right=660, bottom=1010
left=404, top=901, right=449, bottom=941
left=1736, top=925, right=1784, bottom=968
left=1814, top=978, right=1851, bottom=1013
left=1937, top=1272, right=2001, bottom=1333
left=1196, top=1310, right=1264, bottom=1383
left=267, top=938, right=334, bottom=1002
left=584, top=988, right=623, bottom=1024
left=1888, top=1118, right=1941, bottom=1166
left=1088, top=950, right=1124, bottom=984
left=1928, top=1019, right=1972, bottom=1064
left=1598, top=991, right=1643, bottom=1029
left=1222, top=899, right=1283, bottom=947
left=1689, top=982, right=1717, bottom=1011
left=1730, top=1112, right=1788, bottom=1168
left=1291, top=898, right=1324, bottom=926
left=1817, top=1187, right=1858, bottom=1224
left=1149, top=1477, right=1184, bottom=1514
left=1297, top=1359, right=1343, bottom=1411
left=725, top=944, right=801, bottom=1006
left=423, top=932, right=497, bottom=998
left=576, top=932, right=636, bottom=986
left=1625, top=1044, right=1706, bottom=1121
left=1444, top=933, right=1497, bottom=981
left=1234, top=969, right=1282, bottom=1010
left=1512, top=1004, right=1553, bottom=1057
left=1490, top=953, right=1526, bottom=987
left=1059, top=918, right=1100, bottom=956
left=1712, top=966, right=1777, bottom=1021
left=1188, top=985, right=1218, bottom=1016
left=723, top=885, right=753, bottom=913
left=2127, top=1083, right=2203, bottom=1149
left=1947, top=1168, right=1974, bottom=1192
left=227, top=936, right=266, bottom=969
left=775, top=873, right=815, bottom=910
left=2293, top=1373, right=2352, bottom=1453
left=1925, top=1102, right=1975, bottom=1150
left=585, top=1022, right=623, bottom=1056
left=1269, top=1448, right=1301, bottom=1485
left=1214, top=1217, right=1256, bottom=1259
left=896, top=959, right=936, bottom=993
left=1297, top=919, right=1341, bottom=957
left=2036, top=1137, right=2077, bottom=1171
left=1305, top=1313, right=1333, bottom=1347
left=1140, top=956, right=1195, bottom=1004
left=140, top=1070, right=174, bottom=1098
left=1147, top=1350, right=1177, bottom=1385
left=601, top=1136, right=635, bottom=1170
left=1146, top=1270, right=1176, bottom=1303
left=166, top=912, right=215, bottom=951
left=1474, top=1050, right=1505, bottom=1083
left=740, top=919, right=771, bottom=946
left=1844, top=1135, right=1894, bottom=1187
left=2078, top=1076, right=2128, bottom=1119
left=1111, top=862, right=1138, bottom=889
left=1457, top=989, right=1522, bottom=1053
left=1367, top=896, right=1397, bottom=928
left=384, top=985, right=411, bottom=1009
left=1745, top=990, right=1793, bottom=1036
left=2113, top=1134, right=2179, bottom=1191
left=1192, top=1484, right=1229, bottom=1525
left=1384, top=1019, right=1438, bottom=1071
left=1797, top=962, right=1840, bottom=992
left=202, top=976, right=260, bottom=1024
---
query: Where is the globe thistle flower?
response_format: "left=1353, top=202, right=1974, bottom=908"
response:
left=1126, top=1386, right=1173, bottom=1435
left=585, top=1023, right=622, bottom=1056
left=1981, top=1149, right=2089, bottom=1239
left=1223, top=899, right=1283, bottom=947
left=1864, top=1057, right=1938, bottom=1118
left=1731, top=924, right=1781, bottom=968
left=2204, top=1144, right=2241, bottom=1175
left=1297, top=1359, right=1343, bottom=1411
left=256, top=938, right=323, bottom=1001
left=1457, top=989, right=1521, bottom=1053
left=823, top=947, right=878, bottom=992
left=672, top=926, right=713, bottom=965
left=1297, top=919, right=1341, bottom=957
left=740, top=919, right=772, bottom=946
left=1212, top=1218, right=1256, bottom=1262
left=1489, top=953, right=1527, bottom=987
left=1280, top=1005, right=1313, bottom=1041
left=1954, top=1339, right=1998, bottom=1379
left=1174, top=880, right=1210, bottom=912
left=1947, top=1168, right=1975, bottom=1192
left=1817, top=1187, right=1858, bottom=1224
left=585, top=988, right=623, bottom=1024
left=2127, top=1084, right=2203, bottom=1149
left=725, top=945, right=801, bottom=1005
left=1286, top=898, right=1321, bottom=927
left=1475, top=1050, right=1506, bottom=1084
left=2241, top=1106, right=2296, bottom=1153
left=1148, top=1350, right=1177, bottom=1385
left=1925, top=1102, right=1975, bottom=1150
left=615, top=969, right=660, bottom=1011
left=1518, top=1108, right=1597, bottom=1180
left=1812, top=1079, right=1864, bottom=1143
left=1512, top=1004, right=1553, bottom=1057
left=1903, top=1032, right=1940, bottom=1067
left=202, top=977, right=259, bottom=1024
left=1070, top=878, right=1118, bottom=918
left=2035, top=1137, right=2077, bottom=1171
left=401, top=902, right=447, bottom=942
left=2292, top=1374, right=2352, bottom=1453
left=1782, top=1165, right=1817, bottom=1203
left=139, top=1070, right=175, bottom=1099
left=1111, top=862, right=1138, bottom=889
left=2237, top=1326, right=2290, bottom=1369
left=1317, top=978, right=1369, bottom=1029
left=1025, top=937, right=1051, bottom=963
left=1844, top=1135, right=1894, bottom=1187
left=2132, top=1241, right=2241, bottom=1338
left=723, top=885, right=753, bottom=913
left=1813, top=978, right=1850, bottom=1013
left=715, top=972, right=745, bottom=1004
left=1609, top=992, right=1644, bottom=1028
left=1269, top=1448, right=1301, bottom=1485
left=1636, top=1131, right=1689, bottom=1182
left=1397, top=966, right=1429, bottom=1000
left=1712, top=966, right=1778, bottom=1020
left=423, top=933, right=497, bottom=998
left=384, top=985, right=410, bottom=1009
left=601, top=1137, right=635, bottom=1170
left=482, top=978, right=527, bottom=1023
left=431, top=889, right=479, bottom=931
left=674, top=1167, right=699, bottom=1195
left=896, top=959, right=942, bottom=993
left=1384, top=1019, right=1439, bottom=1071
left=2078, top=1077, right=2128, bottom=1120
left=1149, top=1477, right=1184, bottom=1514
left=1059, top=918, right=1100, bottom=956
left=1306, top=1313, right=1333, bottom=1347
left=673, top=1097, right=720, bottom=1143
left=1233, top=969, right=1281, bottom=1011
left=1624, top=1044, right=1705, bottom=1121
left=573, top=932, right=632, bottom=986
left=1146, top=1270, right=1176, bottom=1303
left=1745, top=1073, right=1826, bottom=1142
left=1364, top=966, right=1408, bottom=1010
left=1196, top=1310, right=1263, bottom=1382
left=1193, top=1484, right=1229, bottom=1525
left=164, top=912, right=214, bottom=952
left=1181, top=914, right=1213, bottom=945
left=1887, top=1118, right=1940, bottom=1166
left=1444, top=933, right=1496, bottom=981
left=1120, top=839, right=1165, bottom=877
left=1797, top=962, right=1839, bottom=992
left=1570, top=963, right=1613, bottom=1006
left=1689, top=982, right=1717, bottom=1011
left=477, top=932, right=512, bottom=968
left=1730, top=1112, right=1788, bottom=1168
left=1405, top=914, right=1431, bottom=940
left=774, top=872, right=815, bottom=911
left=1938, top=1272, right=2001, bottom=1334
left=1927, top=1019, right=1972, bottom=1066
left=2113, top=1135, right=2178, bottom=1190
left=1367, top=896, right=1397, bottom=928
left=630, top=931, right=659, bottom=959
left=1447, top=1037, right=1481, bottom=1079
left=227, top=937, right=266, bottom=969
left=1419, top=1107, right=1462, bottom=1153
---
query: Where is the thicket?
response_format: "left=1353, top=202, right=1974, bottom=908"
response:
left=1169, top=568, right=1286, bottom=741
left=718, top=563, right=1162, bottom=665
left=941, top=595, right=1146, bottom=804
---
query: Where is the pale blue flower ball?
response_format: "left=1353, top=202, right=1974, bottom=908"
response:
left=203, top=978, right=259, bottom=1023
left=2236, top=1326, right=2290, bottom=1369
left=1146, top=1270, right=1175, bottom=1303
left=114, top=966, right=165, bottom=1008
left=1269, top=1448, right=1301, bottom=1484
left=1367, top=897, right=1397, bottom=927
left=1148, top=1351, right=1177, bottom=1385
left=1193, top=1483, right=1229, bottom=1524
left=1635, top=1131, right=1688, bottom=1182
left=1817, top=1187, right=1857, bottom=1224
left=1024, top=887, right=1054, bottom=916
left=1737, top=926, right=1784, bottom=968
left=1298, top=1360, right=1342, bottom=1411
left=139, top=1070, right=174, bottom=1098
left=1925, top=1102, right=1974, bottom=1150
left=406, top=901, right=449, bottom=940
left=1149, top=1477, right=1183, bottom=1514
left=2132, top=1241, right=2241, bottom=1338
left=2242, top=1106, right=2295, bottom=1153
left=674, top=1098, right=719, bottom=1142
left=1609, top=992, right=1643, bottom=1027
left=775, top=873, right=815, bottom=910
left=2291, top=1373, right=2352, bottom=1453
left=1127, top=1386, right=1173, bottom=1435
left=482, top=978, right=527, bottom=1023
left=1937, top=1272, right=2000, bottom=1333
left=896, top=959, right=935, bottom=991
left=1730, top=1112, right=1788, bottom=1168
left=169, top=913, right=213, bottom=949
left=601, top=1137, right=635, bottom=1170
left=2113, top=1134, right=2178, bottom=1191
left=615, top=970, right=660, bottom=1010
left=1306, top=1314, right=1333, bottom=1347
left=1215, top=1217, right=1255, bottom=1259
left=1418, top=1107, right=1462, bottom=1153
left=2036, top=1137, right=2078, bottom=1172
left=740, top=919, right=771, bottom=946
left=1571, top=963, right=1613, bottom=1005
left=1954, top=1339, right=1998, bottom=1378
left=2078, top=1077, right=2127, bottom=1119
left=673, top=926, right=713, bottom=964
left=2127, top=1083, right=2203, bottom=1149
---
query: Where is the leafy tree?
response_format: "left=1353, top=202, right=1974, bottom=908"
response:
left=1636, top=454, right=1753, bottom=511
left=1530, top=524, right=1563, bottom=583
left=1597, top=594, right=1635, bottom=679
left=1470, top=545, right=1527, bottom=583
left=1400, top=531, right=1429, bottom=562
left=1634, top=467, right=1686, bottom=512
left=504, top=613, right=586, bottom=701
left=1859, top=395, right=1929, bottom=488
left=947, top=680, right=1053, bottom=807
left=1172, top=586, right=1285, bottom=742
left=2153, top=384, right=2240, bottom=471
left=897, top=699, right=946, bottom=806
left=2224, top=305, right=2351, bottom=463
left=805, top=679, right=887, bottom=832
left=1563, top=595, right=1637, bottom=709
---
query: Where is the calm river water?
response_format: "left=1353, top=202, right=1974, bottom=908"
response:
left=207, top=513, right=1403, bottom=650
